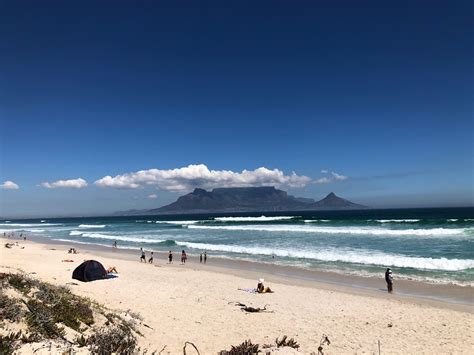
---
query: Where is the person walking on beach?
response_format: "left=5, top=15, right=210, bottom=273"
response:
left=168, top=250, right=173, bottom=263
left=181, top=250, right=187, bottom=264
left=200, top=253, right=203, bottom=263
left=113, top=241, right=117, bottom=249
left=385, top=268, right=393, bottom=293
left=148, top=251, right=154, bottom=264
left=204, top=251, right=207, bottom=264
left=140, top=248, right=146, bottom=263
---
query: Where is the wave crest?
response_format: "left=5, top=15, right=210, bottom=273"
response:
left=214, top=216, right=296, bottom=222
left=176, top=241, right=474, bottom=271
left=188, top=224, right=470, bottom=237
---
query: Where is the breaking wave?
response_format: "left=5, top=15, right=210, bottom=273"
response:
left=70, top=231, right=165, bottom=244
left=155, top=221, right=199, bottom=225
left=175, top=242, right=474, bottom=271
left=78, top=224, right=106, bottom=228
left=373, top=219, right=420, bottom=223
left=0, top=223, right=62, bottom=227
left=213, top=216, right=296, bottom=222
left=188, top=224, right=470, bottom=237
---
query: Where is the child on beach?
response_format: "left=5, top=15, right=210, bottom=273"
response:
left=140, top=248, right=146, bottom=262
left=168, top=250, right=173, bottom=263
left=149, top=251, right=154, bottom=264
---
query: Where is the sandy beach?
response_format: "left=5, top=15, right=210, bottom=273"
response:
left=1, top=237, right=473, bottom=354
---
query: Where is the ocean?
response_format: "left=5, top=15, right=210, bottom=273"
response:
left=1, top=207, right=473, bottom=286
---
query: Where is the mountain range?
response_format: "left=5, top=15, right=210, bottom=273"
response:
left=116, top=186, right=366, bottom=215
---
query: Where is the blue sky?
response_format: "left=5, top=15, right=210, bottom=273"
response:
left=1, top=0, right=473, bottom=217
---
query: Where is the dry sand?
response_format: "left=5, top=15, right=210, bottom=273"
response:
left=1, top=238, right=473, bottom=354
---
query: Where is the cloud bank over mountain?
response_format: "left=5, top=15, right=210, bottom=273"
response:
left=94, top=164, right=318, bottom=192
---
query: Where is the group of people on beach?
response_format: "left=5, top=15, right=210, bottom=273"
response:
left=138, top=247, right=208, bottom=265
left=3, top=231, right=27, bottom=241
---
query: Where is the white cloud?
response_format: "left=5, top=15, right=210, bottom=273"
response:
left=331, top=171, right=348, bottom=181
left=314, top=177, right=331, bottom=184
left=314, top=170, right=348, bottom=184
left=95, top=164, right=312, bottom=192
left=41, top=178, right=88, bottom=189
left=148, top=194, right=158, bottom=199
left=1, top=181, right=19, bottom=190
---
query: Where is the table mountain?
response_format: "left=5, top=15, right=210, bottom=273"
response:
left=137, top=187, right=366, bottom=215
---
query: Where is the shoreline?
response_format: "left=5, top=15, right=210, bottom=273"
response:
left=1, top=236, right=473, bottom=353
left=16, top=235, right=474, bottom=311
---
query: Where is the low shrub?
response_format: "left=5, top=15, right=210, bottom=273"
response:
left=0, top=293, right=23, bottom=322
left=87, top=324, right=138, bottom=354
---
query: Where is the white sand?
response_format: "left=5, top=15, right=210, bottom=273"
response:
left=1, top=238, right=473, bottom=354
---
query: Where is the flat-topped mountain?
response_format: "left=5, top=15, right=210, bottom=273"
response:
left=118, top=187, right=366, bottom=215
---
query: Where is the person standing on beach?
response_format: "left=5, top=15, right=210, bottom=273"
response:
left=149, top=251, right=154, bottom=264
left=168, top=250, right=173, bottom=263
left=200, top=253, right=203, bottom=263
left=204, top=252, right=207, bottom=264
left=113, top=241, right=117, bottom=249
left=385, top=268, right=393, bottom=293
left=181, top=250, right=187, bottom=264
left=140, top=248, right=146, bottom=263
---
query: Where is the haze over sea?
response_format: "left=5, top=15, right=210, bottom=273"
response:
left=2, top=207, right=473, bottom=286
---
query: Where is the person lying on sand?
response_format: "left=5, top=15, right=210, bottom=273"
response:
left=256, top=278, right=273, bottom=293
left=108, top=266, right=118, bottom=273
left=107, top=266, right=118, bottom=273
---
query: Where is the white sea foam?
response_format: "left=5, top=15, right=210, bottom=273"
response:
left=78, top=224, right=106, bottom=228
left=156, top=220, right=199, bottom=225
left=304, top=219, right=331, bottom=223
left=40, top=220, right=46, bottom=223
left=69, top=231, right=83, bottom=236
left=25, top=229, right=45, bottom=233
left=373, top=219, right=420, bottom=223
left=0, top=223, right=62, bottom=227
left=188, top=224, right=469, bottom=237
left=447, top=219, right=458, bottom=222
left=213, top=216, right=296, bottom=222
left=176, top=242, right=474, bottom=271
left=77, top=232, right=165, bottom=244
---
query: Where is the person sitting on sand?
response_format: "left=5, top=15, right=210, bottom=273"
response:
left=107, top=266, right=118, bottom=273
left=257, top=278, right=273, bottom=293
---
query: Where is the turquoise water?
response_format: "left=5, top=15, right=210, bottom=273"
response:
left=1, top=208, right=473, bottom=285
